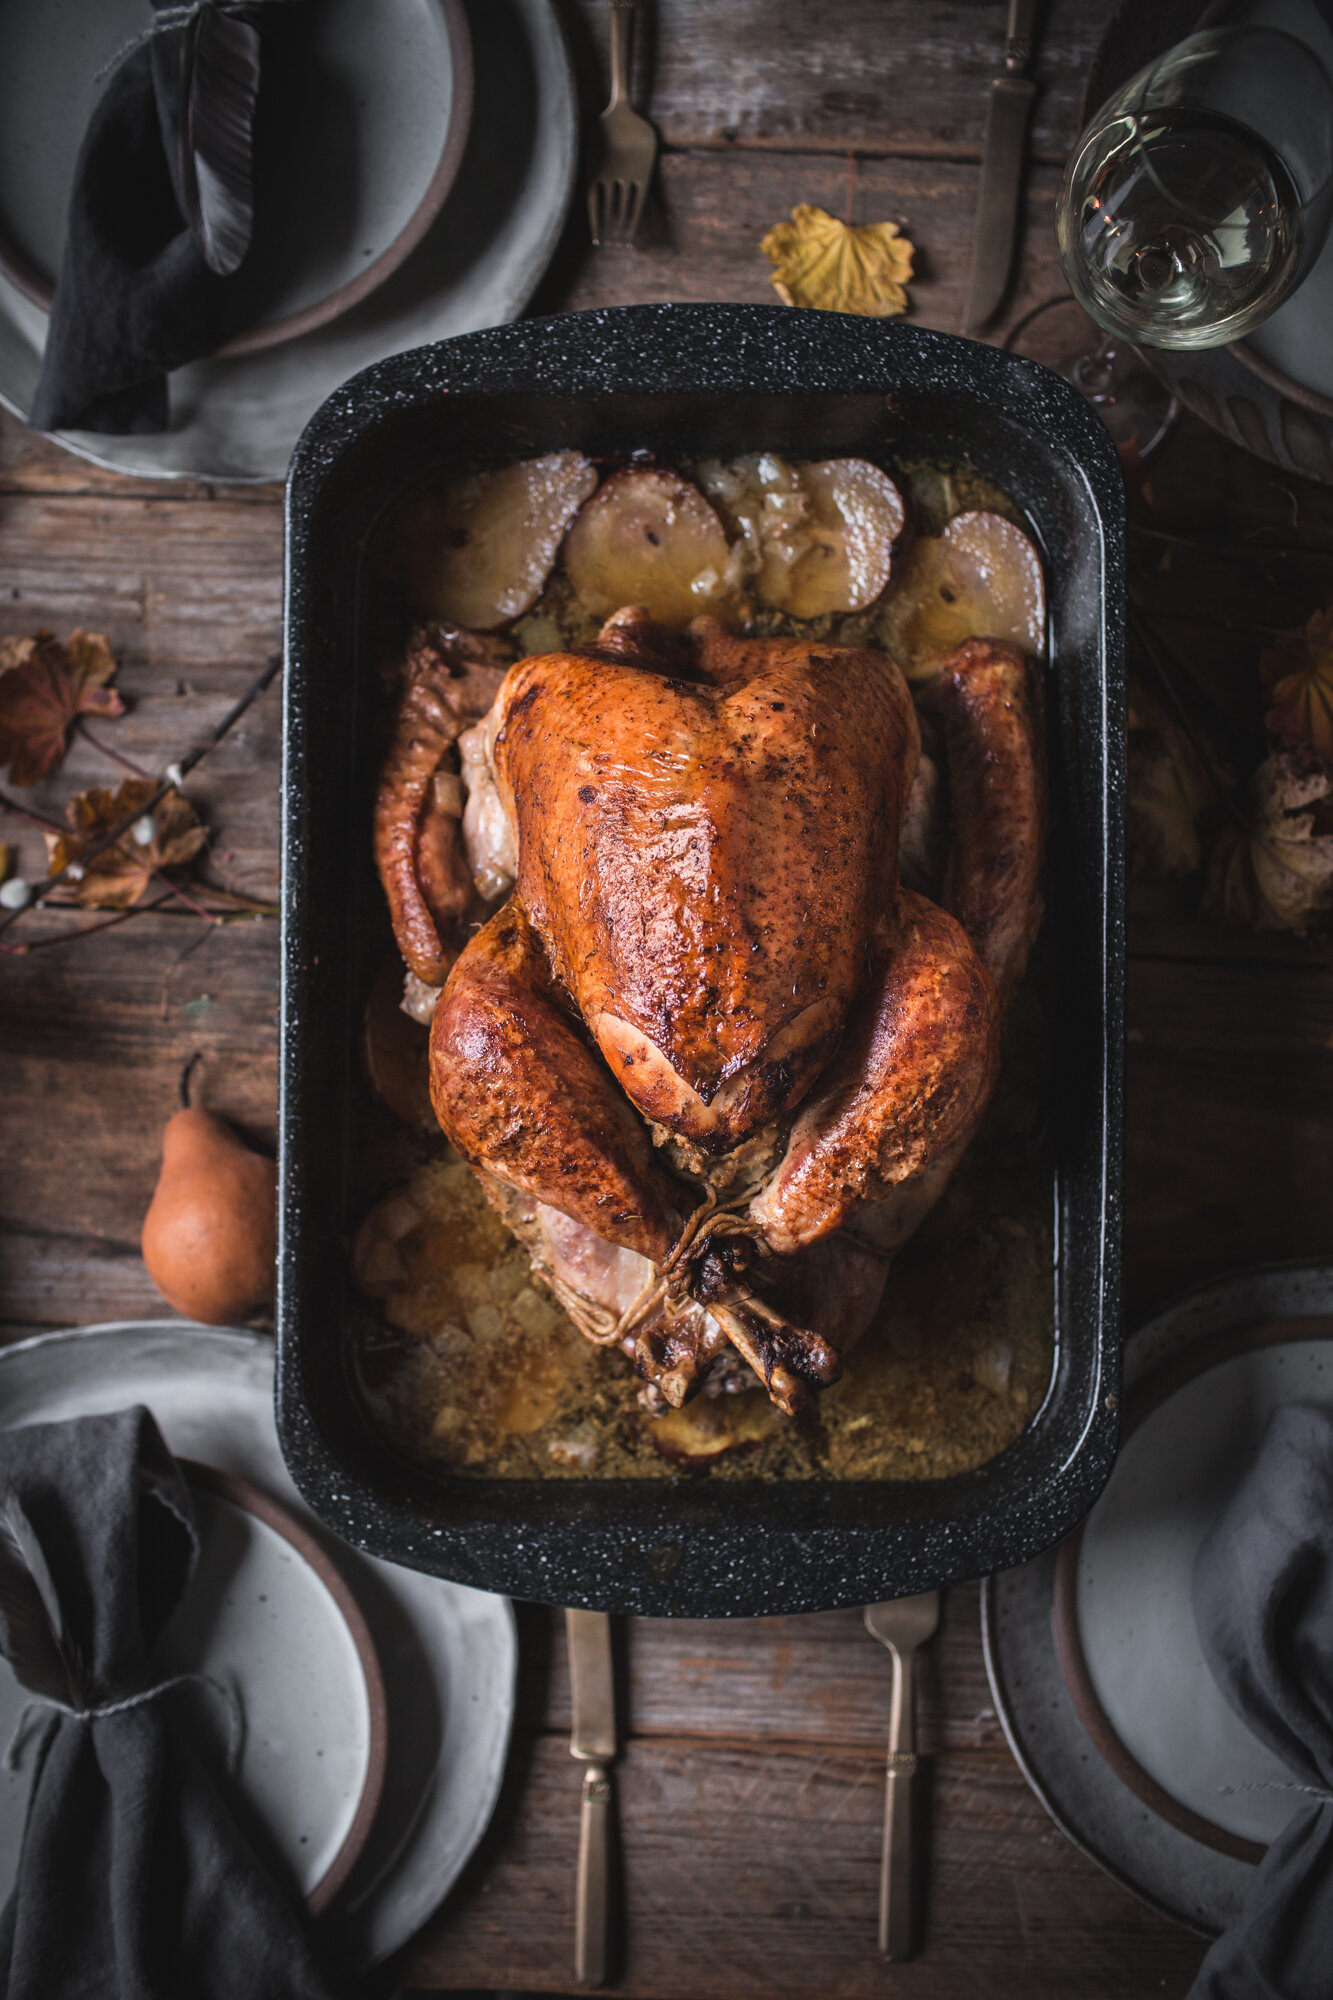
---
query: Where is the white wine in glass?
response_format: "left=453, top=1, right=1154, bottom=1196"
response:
left=1058, top=28, right=1333, bottom=351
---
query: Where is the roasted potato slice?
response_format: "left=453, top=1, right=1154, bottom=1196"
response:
left=563, top=468, right=738, bottom=627
left=382, top=452, right=598, bottom=629
left=879, top=510, right=1046, bottom=680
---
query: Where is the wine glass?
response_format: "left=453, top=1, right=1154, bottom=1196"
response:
left=1057, top=26, right=1333, bottom=350
left=1005, top=296, right=1179, bottom=464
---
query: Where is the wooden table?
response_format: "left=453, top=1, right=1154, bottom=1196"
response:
left=4, top=4, right=1333, bottom=1993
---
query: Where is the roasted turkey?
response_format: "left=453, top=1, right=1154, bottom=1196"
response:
left=373, top=606, right=1044, bottom=1415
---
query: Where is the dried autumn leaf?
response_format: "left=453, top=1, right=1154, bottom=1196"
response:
left=45, top=778, right=206, bottom=910
left=1126, top=678, right=1219, bottom=879
left=1205, top=746, right=1333, bottom=932
left=759, top=205, right=914, bottom=317
left=1260, top=607, right=1333, bottom=759
left=0, top=629, right=125, bottom=785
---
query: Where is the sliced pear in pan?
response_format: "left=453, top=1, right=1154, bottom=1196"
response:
left=382, top=451, right=598, bottom=629
left=563, top=468, right=740, bottom=627
left=645, top=1388, right=779, bottom=1466
left=879, top=510, right=1046, bottom=680
left=776, top=458, right=905, bottom=617
left=361, top=959, right=436, bottom=1131
left=698, top=454, right=904, bottom=618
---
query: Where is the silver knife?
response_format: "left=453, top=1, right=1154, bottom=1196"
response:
left=960, top=0, right=1041, bottom=334
left=567, top=1607, right=616, bottom=1987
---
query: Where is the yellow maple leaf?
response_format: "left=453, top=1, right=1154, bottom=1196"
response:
left=759, top=205, right=914, bottom=317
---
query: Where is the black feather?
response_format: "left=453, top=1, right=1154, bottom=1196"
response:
left=0, top=1483, right=85, bottom=1710
left=179, top=6, right=262, bottom=277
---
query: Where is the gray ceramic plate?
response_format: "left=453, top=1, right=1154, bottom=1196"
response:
left=0, top=0, right=473, bottom=356
left=0, top=1320, right=516, bottom=1972
left=1222, top=0, right=1333, bottom=404
left=0, top=1462, right=386, bottom=1914
left=0, top=0, right=576, bottom=479
left=983, top=1260, right=1333, bottom=1936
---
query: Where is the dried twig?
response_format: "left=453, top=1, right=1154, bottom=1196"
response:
left=0, top=892, right=176, bottom=954
left=0, top=792, right=64, bottom=834
left=75, top=718, right=152, bottom=780
left=1129, top=522, right=1333, bottom=565
left=149, top=869, right=219, bottom=923
left=0, top=650, right=282, bottom=941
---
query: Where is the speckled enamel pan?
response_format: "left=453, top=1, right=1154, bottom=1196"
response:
left=279, top=302, right=1127, bottom=1617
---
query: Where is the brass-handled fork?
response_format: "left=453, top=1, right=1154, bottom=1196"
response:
left=863, top=1592, right=940, bottom=1959
left=567, top=1607, right=616, bottom=1986
left=587, top=0, right=657, bottom=246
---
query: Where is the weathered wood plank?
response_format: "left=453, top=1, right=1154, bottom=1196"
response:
left=1145, top=405, right=1333, bottom=544
left=389, top=1733, right=1204, bottom=1996
left=1, top=916, right=279, bottom=1332
left=536, top=148, right=1066, bottom=339
left=514, top=1584, right=1003, bottom=1753
left=0, top=493, right=283, bottom=894
left=0, top=407, right=284, bottom=501
left=1128, top=882, right=1331, bottom=966
left=1126, top=954, right=1333, bottom=1321
left=0, top=495, right=283, bottom=662
left=568, top=0, right=1116, bottom=163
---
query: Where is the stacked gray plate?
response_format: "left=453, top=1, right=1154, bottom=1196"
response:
left=0, top=1320, right=516, bottom=1972
left=0, top=0, right=577, bottom=479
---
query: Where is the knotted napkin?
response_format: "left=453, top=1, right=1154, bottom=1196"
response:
left=1189, top=1401, right=1333, bottom=2000
left=0, top=1406, right=339, bottom=2000
left=30, top=1, right=272, bottom=436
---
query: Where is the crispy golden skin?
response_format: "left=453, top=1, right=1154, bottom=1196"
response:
left=933, top=638, right=1045, bottom=1001
left=749, top=892, right=1001, bottom=1254
left=418, top=613, right=1042, bottom=1413
left=491, top=616, right=920, bottom=1152
left=430, top=899, right=681, bottom=1262
left=372, top=629, right=507, bottom=985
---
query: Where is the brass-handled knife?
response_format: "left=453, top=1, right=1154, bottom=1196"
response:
left=960, top=0, right=1041, bottom=334
left=567, top=1607, right=616, bottom=1987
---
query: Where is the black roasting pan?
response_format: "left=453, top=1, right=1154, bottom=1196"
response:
left=278, top=303, right=1125, bottom=1616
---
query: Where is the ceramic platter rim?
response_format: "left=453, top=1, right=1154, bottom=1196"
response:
left=175, top=1457, right=391, bottom=1914
left=0, top=1318, right=517, bottom=1972
left=0, top=0, right=577, bottom=481
left=1049, top=1319, right=1333, bottom=1864
left=982, top=1258, right=1333, bottom=1938
left=1223, top=0, right=1333, bottom=409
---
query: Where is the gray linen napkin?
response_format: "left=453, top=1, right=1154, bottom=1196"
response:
left=30, top=2, right=268, bottom=436
left=1189, top=1402, right=1333, bottom=2000
left=0, top=1406, right=340, bottom=2000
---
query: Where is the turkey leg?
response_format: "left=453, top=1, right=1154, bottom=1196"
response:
left=933, top=639, right=1045, bottom=1001
left=750, top=892, right=1001, bottom=1257
left=431, top=900, right=683, bottom=1262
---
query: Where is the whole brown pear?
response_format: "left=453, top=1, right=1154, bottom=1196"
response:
left=141, top=1104, right=277, bottom=1323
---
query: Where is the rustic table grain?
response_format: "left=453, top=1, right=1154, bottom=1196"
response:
left=4, top=3, right=1332, bottom=1994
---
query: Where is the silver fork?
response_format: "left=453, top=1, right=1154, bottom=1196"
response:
left=863, top=1592, right=941, bottom=1959
left=587, top=0, right=657, bottom=246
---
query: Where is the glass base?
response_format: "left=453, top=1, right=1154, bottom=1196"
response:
left=1005, top=296, right=1179, bottom=461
